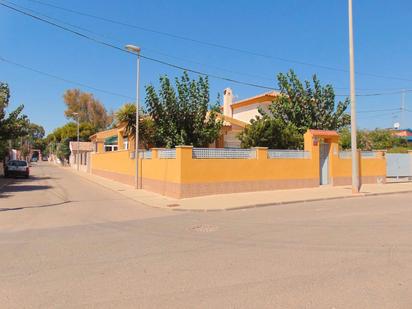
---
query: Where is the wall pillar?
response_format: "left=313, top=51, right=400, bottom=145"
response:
left=175, top=146, right=193, bottom=196
left=176, top=146, right=193, bottom=162
left=253, top=147, right=268, bottom=161
left=304, top=131, right=320, bottom=183
left=151, top=148, right=161, bottom=160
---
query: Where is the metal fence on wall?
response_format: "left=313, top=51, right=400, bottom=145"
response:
left=339, top=151, right=377, bottom=159
left=361, top=151, right=377, bottom=158
left=139, top=150, right=152, bottom=159
left=339, top=151, right=351, bottom=159
left=192, top=148, right=256, bottom=159
left=268, top=149, right=310, bottom=159
left=158, top=149, right=176, bottom=159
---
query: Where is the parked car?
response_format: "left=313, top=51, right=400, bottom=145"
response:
left=4, top=160, right=30, bottom=178
left=31, top=157, right=38, bottom=162
left=42, top=156, right=48, bottom=161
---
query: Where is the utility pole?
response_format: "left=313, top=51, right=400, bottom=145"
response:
left=125, top=44, right=141, bottom=189
left=401, top=89, right=406, bottom=129
left=72, top=112, right=80, bottom=171
left=77, top=115, right=80, bottom=171
left=348, top=0, right=360, bottom=193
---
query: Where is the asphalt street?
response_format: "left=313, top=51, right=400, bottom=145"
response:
left=1, top=162, right=412, bottom=308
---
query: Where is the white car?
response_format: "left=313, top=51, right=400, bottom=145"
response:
left=4, top=160, right=30, bottom=178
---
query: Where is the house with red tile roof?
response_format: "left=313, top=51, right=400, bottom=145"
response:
left=216, top=88, right=278, bottom=148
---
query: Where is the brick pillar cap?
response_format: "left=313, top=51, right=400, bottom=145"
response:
left=175, top=145, right=194, bottom=149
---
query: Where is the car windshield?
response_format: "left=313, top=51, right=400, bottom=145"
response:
left=8, top=160, right=28, bottom=167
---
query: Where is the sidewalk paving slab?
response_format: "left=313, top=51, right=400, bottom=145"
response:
left=65, top=167, right=412, bottom=212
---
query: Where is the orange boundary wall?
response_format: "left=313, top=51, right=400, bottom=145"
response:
left=90, top=130, right=387, bottom=198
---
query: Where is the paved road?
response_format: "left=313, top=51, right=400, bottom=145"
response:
left=1, top=163, right=412, bottom=308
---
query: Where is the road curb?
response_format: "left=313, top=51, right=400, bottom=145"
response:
left=171, top=189, right=412, bottom=212
left=64, top=165, right=412, bottom=213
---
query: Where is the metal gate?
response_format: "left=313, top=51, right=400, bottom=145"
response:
left=319, top=143, right=330, bottom=185
left=386, top=153, right=412, bottom=178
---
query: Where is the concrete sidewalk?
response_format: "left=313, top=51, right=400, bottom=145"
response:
left=65, top=167, right=412, bottom=211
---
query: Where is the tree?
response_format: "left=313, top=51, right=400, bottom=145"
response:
left=47, top=122, right=97, bottom=143
left=145, top=72, right=222, bottom=147
left=266, top=70, right=350, bottom=135
left=239, top=70, right=351, bottom=149
left=239, top=117, right=302, bottom=149
left=63, top=89, right=112, bottom=129
left=27, top=123, right=45, bottom=140
left=115, top=103, right=156, bottom=149
left=0, top=82, right=30, bottom=158
left=46, top=121, right=98, bottom=163
left=339, top=128, right=408, bottom=150
left=57, top=138, right=71, bottom=161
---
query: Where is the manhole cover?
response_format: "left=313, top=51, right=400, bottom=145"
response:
left=189, top=224, right=218, bottom=233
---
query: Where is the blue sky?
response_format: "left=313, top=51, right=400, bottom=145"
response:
left=1, top=0, right=412, bottom=134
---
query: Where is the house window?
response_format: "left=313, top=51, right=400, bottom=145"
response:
left=104, top=145, right=118, bottom=152
left=123, top=137, right=129, bottom=150
left=104, top=135, right=118, bottom=152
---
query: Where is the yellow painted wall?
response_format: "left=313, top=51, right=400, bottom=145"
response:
left=91, top=150, right=134, bottom=175
left=331, top=155, right=386, bottom=178
left=180, top=156, right=316, bottom=184
left=90, top=131, right=387, bottom=195
left=141, top=153, right=181, bottom=183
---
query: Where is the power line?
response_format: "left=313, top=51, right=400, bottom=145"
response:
left=22, top=0, right=412, bottom=83
left=357, top=111, right=400, bottom=120
left=3, top=1, right=412, bottom=98
left=0, top=2, right=278, bottom=91
left=0, top=55, right=134, bottom=99
left=1, top=55, right=405, bottom=118
left=357, top=108, right=401, bottom=113
left=15, top=0, right=412, bottom=93
left=4, top=0, right=278, bottom=84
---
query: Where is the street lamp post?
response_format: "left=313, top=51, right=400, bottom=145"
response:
left=348, top=0, right=360, bottom=193
left=72, top=112, right=80, bottom=171
left=125, top=44, right=141, bottom=189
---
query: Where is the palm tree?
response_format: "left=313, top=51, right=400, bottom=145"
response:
left=115, top=103, right=136, bottom=136
left=115, top=103, right=155, bottom=149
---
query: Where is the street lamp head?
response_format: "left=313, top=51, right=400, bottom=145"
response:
left=125, top=44, right=141, bottom=54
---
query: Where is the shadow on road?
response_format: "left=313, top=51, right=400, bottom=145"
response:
left=0, top=200, right=71, bottom=212
left=0, top=175, right=53, bottom=198
left=2, top=185, right=52, bottom=193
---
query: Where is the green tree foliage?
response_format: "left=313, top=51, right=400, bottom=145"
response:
left=145, top=72, right=222, bottom=147
left=239, top=70, right=350, bottom=148
left=239, top=117, right=302, bottom=149
left=25, top=123, right=46, bottom=154
left=115, top=103, right=156, bottom=149
left=64, top=89, right=112, bottom=130
left=47, top=122, right=97, bottom=143
left=339, top=128, right=408, bottom=150
left=0, top=82, right=30, bottom=158
left=268, top=70, right=350, bottom=134
left=46, top=122, right=98, bottom=161
left=239, top=70, right=350, bottom=149
left=28, top=123, right=45, bottom=140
